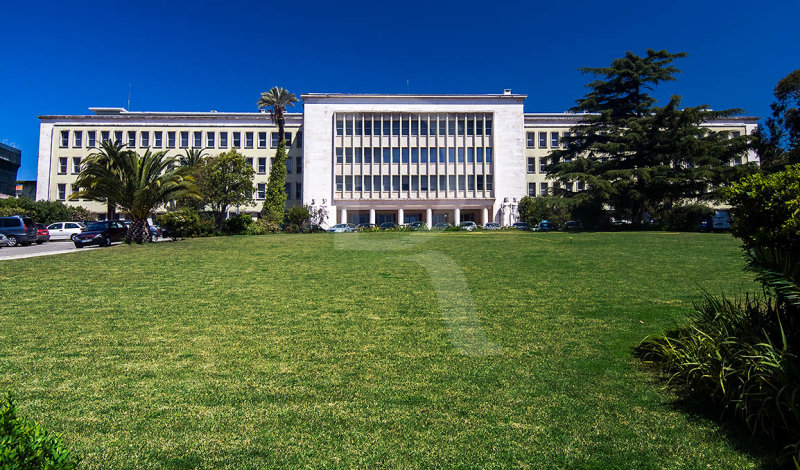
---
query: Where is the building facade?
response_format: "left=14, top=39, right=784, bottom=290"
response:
left=0, top=142, right=22, bottom=197
left=36, top=92, right=759, bottom=225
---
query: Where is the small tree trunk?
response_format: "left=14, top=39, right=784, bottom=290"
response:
left=107, top=201, right=115, bottom=221
left=127, top=219, right=149, bottom=244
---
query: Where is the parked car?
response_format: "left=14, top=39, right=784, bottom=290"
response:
left=34, top=223, right=50, bottom=244
left=409, top=221, right=427, bottom=231
left=460, top=221, right=478, bottom=231
left=356, top=223, right=376, bottom=231
left=432, top=222, right=451, bottom=230
left=533, top=220, right=554, bottom=231
left=484, top=222, right=501, bottom=230
left=378, top=222, right=399, bottom=230
left=46, top=221, right=86, bottom=241
left=512, top=222, right=531, bottom=231
left=0, top=216, right=38, bottom=247
left=698, top=217, right=713, bottom=232
left=149, top=224, right=162, bottom=240
left=563, top=220, right=584, bottom=231
left=0, top=234, right=10, bottom=248
left=712, top=210, right=731, bottom=231
left=73, top=220, right=128, bottom=248
left=328, top=223, right=356, bottom=233
left=302, top=224, right=325, bottom=233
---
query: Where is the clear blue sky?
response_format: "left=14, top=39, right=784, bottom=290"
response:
left=2, top=0, right=797, bottom=180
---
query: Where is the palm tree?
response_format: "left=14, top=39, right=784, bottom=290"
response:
left=72, top=149, right=200, bottom=243
left=257, top=86, right=299, bottom=143
left=73, top=139, right=128, bottom=220
left=179, top=147, right=207, bottom=168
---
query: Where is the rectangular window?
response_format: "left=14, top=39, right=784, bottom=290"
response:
left=411, top=148, right=419, bottom=163
left=355, top=120, right=362, bottom=136
left=343, top=176, right=352, bottom=191
left=73, top=131, right=82, bottom=148
left=363, top=148, right=372, bottom=164
left=284, top=132, right=292, bottom=146
left=233, top=132, right=241, bottom=148
left=193, top=131, right=202, bottom=148
left=284, top=183, right=291, bottom=197
left=448, top=175, right=456, bottom=191
left=296, top=157, right=303, bottom=174
left=141, top=131, right=149, bottom=148
left=477, top=175, right=484, bottom=191
left=258, top=157, right=267, bottom=174
left=402, top=120, right=410, bottom=136
left=57, top=183, right=66, bottom=200
left=336, top=148, right=343, bottom=163
left=527, top=132, right=535, bottom=148
left=448, top=120, right=456, bottom=135
left=114, top=131, right=123, bottom=143
left=245, top=132, right=254, bottom=148
left=355, top=148, right=362, bottom=164
left=551, top=132, right=560, bottom=148
left=345, top=119, right=353, bottom=136
left=420, top=148, right=428, bottom=163
left=411, top=175, right=418, bottom=191
left=87, top=131, right=96, bottom=148
left=383, top=120, right=391, bottom=136
left=354, top=175, right=362, bottom=191
left=180, top=131, right=189, bottom=148
left=421, top=175, right=428, bottom=191
left=257, top=183, right=266, bottom=199
left=382, top=148, right=391, bottom=163
left=168, top=132, right=176, bottom=148
left=476, top=148, right=483, bottom=163
left=457, top=148, right=465, bottom=163
left=58, top=157, right=68, bottom=174
left=336, top=176, right=343, bottom=192
left=101, top=131, right=110, bottom=143
left=411, top=119, right=418, bottom=136
left=401, top=149, right=409, bottom=163
left=60, top=130, right=69, bottom=148
left=392, top=119, right=400, bottom=136
left=219, top=132, right=228, bottom=148
left=206, top=132, right=215, bottom=148
left=128, top=131, right=136, bottom=148
left=486, top=175, right=493, bottom=191
left=467, top=148, right=474, bottom=163
left=540, top=182, right=549, bottom=195
left=296, top=182, right=302, bottom=199
left=271, top=132, right=280, bottom=148
left=458, top=175, right=466, bottom=190
left=363, top=121, right=371, bottom=136
left=336, top=119, right=344, bottom=136
left=439, top=175, right=446, bottom=191
left=467, top=119, right=474, bottom=136
left=429, top=175, right=438, bottom=191
left=364, top=176, right=372, bottom=191
left=528, top=183, right=536, bottom=197
left=258, top=132, right=267, bottom=148
left=382, top=175, right=390, bottom=192
left=345, top=148, right=353, bottom=164
left=153, top=131, right=162, bottom=148
left=486, top=148, right=492, bottom=163
left=285, top=158, right=292, bottom=174
left=476, top=120, right=483, bottom=135
left=246, top=157, right=253, bottom=169
left=539, top=157, right=547, bottom=173
left=448, top=148, right=455, bottom=163
left=457, top=119, right=465, bottom=135
left=373, top=119, right=382, bottom=136
left=439, top=148, right=447, bottom=163
left=420, top=120, right=428, bottom=135
left=72, top=157, right=81, bottom=174
left=539, top=132, right=547, bottom=148
left=485, top=120, right=492, bottom=135
left=468, top=175, right=475, bottom=190
left=438, top=120, right=446, bottom=136
left=373, top=175, right=381, bottom=191
left=392, top=175, right=400, bottom=192
left=577, top=181, right=585, bottom=191
left=401, top=175, right=409, bottom=191
left=527, top=157, right=535, bottom=173
left=392, top=148, right=400, bottom=163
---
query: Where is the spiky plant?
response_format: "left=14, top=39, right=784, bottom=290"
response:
left=179, top=147, right=207, bottom=168
left=72, top=139, right=128, bottom=220
left=257, top=86, right=299, bottom=143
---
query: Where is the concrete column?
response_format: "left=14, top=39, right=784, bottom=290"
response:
left=369, top=208, right=376, bottom=225
left=340, top=208, right=347, bottom=225
left=397, top=208, right=404, bottom=225
left=482, top=207, right=489, bottom=227
left=454, top=208, right=461, bottom=226
left=426, top=208, right=432, bottom=228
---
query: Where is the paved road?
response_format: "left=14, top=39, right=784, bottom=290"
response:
left=0, top=240, right=106, bottom=260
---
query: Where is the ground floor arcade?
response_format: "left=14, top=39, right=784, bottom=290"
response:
left=330, top=199, right=499, bottom=226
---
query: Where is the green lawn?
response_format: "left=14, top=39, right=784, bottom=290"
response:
left=0, top=232, right=766, bottom=468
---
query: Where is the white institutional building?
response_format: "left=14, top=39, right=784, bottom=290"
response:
left=36, top=91, right=758, bottom=227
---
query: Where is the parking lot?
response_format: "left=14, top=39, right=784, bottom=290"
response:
left=0, top=240, right=105, bottom=260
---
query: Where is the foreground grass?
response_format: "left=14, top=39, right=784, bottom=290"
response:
left=0, top=232, right=764, bottom=468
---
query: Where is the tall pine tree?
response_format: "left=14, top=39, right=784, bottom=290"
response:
left=261, top=139, right=288, bottom=223
left=547, top=49, right=753, bottom=224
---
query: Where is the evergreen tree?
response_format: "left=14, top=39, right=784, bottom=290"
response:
left=547, top=49, right=753, bottom=224
left=261, top=139, right=288, bottom=223
left=755, top=69, right=800, bottom=172
left=195, top=149, right=255, bottom=228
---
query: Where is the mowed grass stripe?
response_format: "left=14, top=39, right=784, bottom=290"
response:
left=0, top=232, right=763, bottom=468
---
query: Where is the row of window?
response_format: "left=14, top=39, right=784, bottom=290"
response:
left=244, top=156, right=303, bottom=175
left=255, top=182, right=302, bottom=200
left=336, top=114, right=493, bottom=137
left=57, top=157, right=83, bottom=175
left=526, top=131, right=571, bottom=149
left=335, top=147, right=493, bottom=164
left=59, top=130, right=299, bottom=150
left=526, top=181, right=586, bottom=197
left=335, top=174, right=494, bottom=193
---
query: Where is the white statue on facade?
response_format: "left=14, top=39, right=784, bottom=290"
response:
left=500, top=197, right=511, bottom=226
left=315, top=198, right=329, bottom=227
left=510, top=197, right=519, bottom=225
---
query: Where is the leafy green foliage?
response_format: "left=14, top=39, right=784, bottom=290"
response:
left=286, top=205, right=310, bottom=227
left=548, top=49, right=754, bottom=223
left=0, top=199, right=91, bottom=225
left=194, top=149, right=255, bottom=228
left=517, top=195, right=572, bottom=227
left=0, top=394, right=77, bottom=469
left=261, top=140, right=287, bottom=223
left=244, top=219, right=278, bottom=235
left=756, top=69, right=800, bottom=172
left=256, top=86, right=299, bottom=139
left=223, top=214, right=253, bottom=235
left=156, top=208, right=217, bottom=238
left=658, top=203, right=714, bottom=231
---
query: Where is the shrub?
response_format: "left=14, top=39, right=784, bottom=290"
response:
left=245, top=219, right=278, bottom=235
left=518, top=195, right=572, bottom=227
left=0, top=394, right=77, bottom=469
left=223, top=214, right=253, bottom=235
left=0, top=198, right=92, bottom=225
left=659, top=203, right=715, bottom=231
left=286, top=205, right=310, bottom=227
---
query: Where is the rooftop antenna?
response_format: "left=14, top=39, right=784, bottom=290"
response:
left=127, top=83, right=131, bottom=110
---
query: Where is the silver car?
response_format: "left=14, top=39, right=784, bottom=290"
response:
left=0, top=233, right=10, bottom=247
left=327, top=223, right=356, bottom=233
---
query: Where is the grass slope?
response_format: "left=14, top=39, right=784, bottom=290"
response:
left=0, top=232, right=763, bottom=468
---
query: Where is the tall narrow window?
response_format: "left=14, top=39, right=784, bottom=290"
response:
left=101, top=131, right=110, bottom=143
left=153, top=131, right=162, bottom=148
left=345, top=148, right=353, bottom=164
left=345, top=119, right=353, bottom=136
left=180, top=131, right=189, bottom=148
left=245, top=132, right=254, bottom=148
left=72, top=157, right=81, bottom=174
left=87, top=131, right=96, bottom=147
left=114, top=131, right=123, bottom=143
left=296, top=156, right=303, bottom=173
left=485, top=120, right=492, bottom=135
left=336, top=176, right=343, bottom=192
left=206, top=132, right=215, bottom=148
left=128, top=131, right=137, bottom=148
left=233, top=132, right=241, bottom=148
left=467, top=148, right=474, bottom=163
left=258, top=157, right=267, bottom=174
left=257, top=183, right=266, bottom=199
left=527, top=157, right=535, bottom=173
left=58, top=157, right=68, bottom=174
left=476, top=148, right=483, bottom=162
left=57, top=184, right=66, bottom=200
left=551, top=132, right=560, bottom=148
left=60, top=130, right=69, bottom=148
left=296, top=183, right=302, bottom=200
left=168, top=132, right=176, bottom=148
left=457, top=148, right=464, bottom=163
left=392, top=149, right=400, bottom=163
left=141, top=131, right=149, bottom=148
left=336, top=119, right=344, bottom=136
left=258, top=132, right=267, bottom=148
left=539, top=132, right=547, bottom=148
left=486, top=148, right=492, bottom=163
left=336, top=148, right=343, bottom=164
left=73, top=131, right=82, bottom=148
left=401, top=149, right=409, bottom=163
left=528, top=182, right=536, bottom=196
left=526, top=132, right=535, bottom=148
left=285, top=158, right=292, bottom=174
left=540, top=182, right=548, bottom=195
left=193, top=131, right=201, bottom=148
left=219, top=132, right=228, bottom=148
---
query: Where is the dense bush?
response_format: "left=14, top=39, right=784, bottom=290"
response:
left=0, top=394, right=77, bottom=469
left=156, top=209, right=217, bottom=238
left=223, top=214, right=253, bottom=234
left=658, top=203, right=715, bottom=231
left=286, top=205, right=310, bottom=227
left=518, top=195, right=573, bottom=227
left=245, top=219, right=278, bottom=235
left=0, top=198, right=92, bottom=225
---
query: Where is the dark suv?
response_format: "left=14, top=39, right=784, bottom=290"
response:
left=0, top=216, right=38, bottom=247
left=73, top=221, right=128, bottom=248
